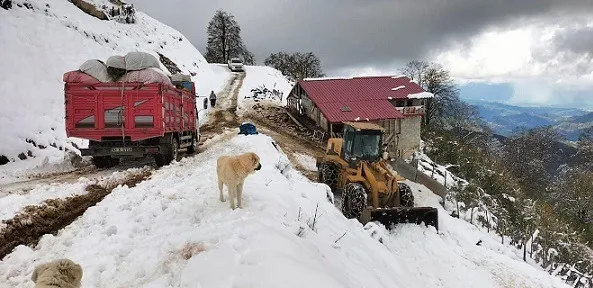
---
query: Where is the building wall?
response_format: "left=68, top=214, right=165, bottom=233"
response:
left=398, top=115, right=422, bottom=159
left=319, top=113, right=329, bottom=132
left=377, top=119, right=401, bottom=156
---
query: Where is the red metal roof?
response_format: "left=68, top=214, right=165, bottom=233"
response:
left=297, top=75, right=426, bottom=123
left=299, top=75, right=426, bottom=104
left=317, top=100, right=404, bottom=123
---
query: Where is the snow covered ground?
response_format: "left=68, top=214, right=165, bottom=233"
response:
left=0, top=166, right=151, bottom=224
left=294, top=152, right=318, bottom=171
left=0, top=133, right=569, bottom=288
left=0, top=0, right=230, bottom=177
left=236, top=65, right=294, bottom=116
left=411, top=152, right=469, bottom=189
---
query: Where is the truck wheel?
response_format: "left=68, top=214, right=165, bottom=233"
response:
left=187, top=134, right=197, bottom=154
left=154, top=137, right=179, bottom=167
left=398, top=182, right=415, bottom=207
left=318, top=162, right=339, bottom=192
left=341, top=182, right=367, bottom=220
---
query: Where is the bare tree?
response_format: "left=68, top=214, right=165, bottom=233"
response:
left=401, top=61, right=459, bottom=127
left=264, top=51, right=325, bottom=81
left=205, top=10, right=254, bottom=64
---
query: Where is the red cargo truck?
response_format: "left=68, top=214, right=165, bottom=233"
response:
left=65, top=81, right=199, bottom=168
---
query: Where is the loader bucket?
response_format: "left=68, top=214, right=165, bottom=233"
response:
left=370, top=207, right=439, bottom=231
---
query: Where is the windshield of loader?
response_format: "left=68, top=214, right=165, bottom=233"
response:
left=352, top=132, right=381, bottom=161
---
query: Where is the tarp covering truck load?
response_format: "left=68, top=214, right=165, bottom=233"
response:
left=64, top=52, right=199, bottom=168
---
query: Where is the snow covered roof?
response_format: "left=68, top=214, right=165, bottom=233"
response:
left=408, top=91, right=434, bottom=99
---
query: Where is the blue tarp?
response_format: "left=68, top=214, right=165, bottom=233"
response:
left=239, top=123, right=258, bottom=135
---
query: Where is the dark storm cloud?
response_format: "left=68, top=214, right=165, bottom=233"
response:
left=552, top=25, right=593, bottom=56
left=129, top=0, right=593, bottom=74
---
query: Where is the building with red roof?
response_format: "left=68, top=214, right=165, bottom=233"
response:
left=286, top=75, right=432, bottom=158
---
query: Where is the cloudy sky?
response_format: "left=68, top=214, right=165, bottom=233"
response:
left=129, top=0, right=593, bottom=109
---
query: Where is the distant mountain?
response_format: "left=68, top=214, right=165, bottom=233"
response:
left=465, top=99, right=592, bottom=141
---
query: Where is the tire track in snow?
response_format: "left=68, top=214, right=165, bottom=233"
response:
left=198, top=71, right=245, bottom=147
left=0, top=168, right=152, bottom=260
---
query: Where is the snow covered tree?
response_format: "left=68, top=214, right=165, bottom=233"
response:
left=503, top=126, right=564, bottom=198
left=553, top=169, right=593, bottom=227
left=264, top=51, right=325, bottom=81
left=205, top=10, right=254, bottom=65
left=535, top=203, right=562, bottom=268
left=576, top=127, right=593, bottom=168
left=401, top=61, right=459, bottom=128
left=516, top=198, right=538, bottom=261
left=457, top=183, right=482, bottom=224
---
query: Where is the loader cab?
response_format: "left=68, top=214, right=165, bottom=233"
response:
left=341, top=123, right=383, bottom=164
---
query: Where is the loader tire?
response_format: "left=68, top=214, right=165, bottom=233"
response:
left=318, top=162, right=339, bottom=191
left=342, top=183, right=367, bottom=220
left=398, top=182, right=414, bottom=207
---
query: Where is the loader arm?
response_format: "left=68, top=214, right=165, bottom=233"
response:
left=361, top=163, right=380, bottom=208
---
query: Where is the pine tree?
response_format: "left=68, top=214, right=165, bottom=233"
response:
left=205, top=10, right=254, bottom=64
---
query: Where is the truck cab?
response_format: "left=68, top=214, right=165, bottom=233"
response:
left=227, top=57, right=244, bottom=72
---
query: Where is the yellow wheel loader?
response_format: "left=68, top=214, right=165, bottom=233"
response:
left=316, top=122, right=438, bottom=230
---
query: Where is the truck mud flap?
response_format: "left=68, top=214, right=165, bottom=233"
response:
left=370, top=207, right=439, bottom=231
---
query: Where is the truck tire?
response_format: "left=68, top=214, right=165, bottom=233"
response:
left=341, top=182, right=367, bottom=220
left=398, top=182, right=414, bottom=207
left=187, top=134, right=197, bottom=154
left=154, top=137, right=179, bottom=167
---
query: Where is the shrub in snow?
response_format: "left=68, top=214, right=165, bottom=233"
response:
left=245, top=84, right=283, bottom=102
left=1, top=0, right=12, bottom=10
left=157, top=52, right=182, bottom=74
left=111, top=4, right=136, bottom=24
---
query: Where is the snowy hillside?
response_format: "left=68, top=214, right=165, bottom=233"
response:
left=0, top=0, right=229, bottom=170
left=0, top=132, right=569, bottom=287
left=236, top=65, right=294, bottom=115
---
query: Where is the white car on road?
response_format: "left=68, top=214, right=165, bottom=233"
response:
left=228, top=57, right=244, bottom=72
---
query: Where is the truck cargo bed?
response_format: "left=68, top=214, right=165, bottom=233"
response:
left=65, top=82, right=197, bottom=141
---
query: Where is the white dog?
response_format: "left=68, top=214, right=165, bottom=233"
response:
left=217, top=152, right=262, bottom=209
left=31, top=258, right=83, bottom=288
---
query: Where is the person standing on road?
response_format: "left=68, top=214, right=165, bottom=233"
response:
left=209, top=90, right=217, bottom=107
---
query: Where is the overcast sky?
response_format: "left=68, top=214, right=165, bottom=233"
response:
left=130, top=0, right=593, bottom=108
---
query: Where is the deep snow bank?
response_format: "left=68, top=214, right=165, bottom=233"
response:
left=0, top=132, right=569, bottom=287
left=0, top=133, right=417, bottom=287
left=0, top=0, right=229, bottom=170
left=236, top=65, right=294, bottom=116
